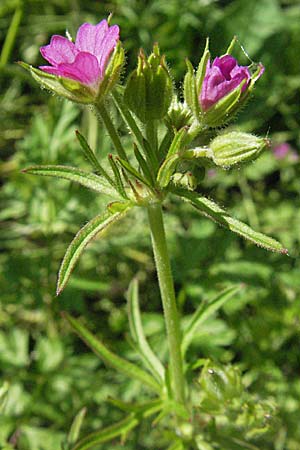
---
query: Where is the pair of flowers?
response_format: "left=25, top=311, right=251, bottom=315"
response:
left=38, top=19, right=263, bottom=114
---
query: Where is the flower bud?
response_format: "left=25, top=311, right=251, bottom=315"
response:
left=209, top=131, right=269, bottom=168
left=20, top=19, right=124, bottom=105
left=198, top=361, right=243, bottom=414
left=124, top=44, right=173, bottom=123
left=184, top=39, right=264, bottom=128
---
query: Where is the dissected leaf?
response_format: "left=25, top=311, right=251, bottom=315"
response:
left=57, top=205, right=131, bottom=294
left=175, top=189, right=288, bottom=254
left=63, top=313, right=161, bottom=393
left=23, top=165, right=118, bottom=197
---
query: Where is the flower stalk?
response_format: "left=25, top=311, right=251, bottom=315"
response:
left=147, top=202, right=186, bottom=408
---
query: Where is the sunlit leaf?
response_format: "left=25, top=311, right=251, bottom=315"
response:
left=175, top=189, right=288, bottom=254
left=23, top=165, right=118, bottom=197
left=57, top=205, right=132, bottom=294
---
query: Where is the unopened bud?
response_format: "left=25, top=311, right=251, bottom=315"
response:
left=210, top=131, right=269, bottom=168
left=124, top=44, right=173, bottom=123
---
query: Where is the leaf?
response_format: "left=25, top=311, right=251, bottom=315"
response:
left=63, top=313, right=161, bottom=393
left=70, top=415, right=139, bottom=450
left=107, top=398, right=162, bottom=416
left=57, top=206, right=131, bottom=294
left=117, top=157, right=153, bottom=189
left=167, top=441, right=185, bottom=450
left=23, top=165, right=118, bottom=197
left=182, top=285, right=242, bottom=355
left=108, top=155, right=128, bottom=198
left=67, top=408, right=87, bottom=445
left=75, top=130, right=113, bottom=184
left=127, top=278, right=165, bottom=383
left=175, top=189, right=288, bottom=254
left=18, top=62, right=94, bottom=104
left=157, top=154, right=180, bottom=188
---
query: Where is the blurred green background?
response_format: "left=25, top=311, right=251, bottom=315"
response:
left=1, top=0, right=300, bottom=449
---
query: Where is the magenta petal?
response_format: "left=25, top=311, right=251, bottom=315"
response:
left=56, top=52, right=101, bottom=85
left=75, top=20, right=108, bottom=55
left=40, top=35, right=78, bottom=66
left=39, top=65, right=64, bottom=76
left=213, top=55, right=237, bottom=80
left=98, top=25, right=119, bottom=72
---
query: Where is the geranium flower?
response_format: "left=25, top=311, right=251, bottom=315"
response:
left=200, top=55, right=254, bottom=111
left=39, top=19, right=119, bottom=89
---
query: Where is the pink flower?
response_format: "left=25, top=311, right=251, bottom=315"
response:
left=200, top=55, right=252, bottom=111
left=273, top=143, right=291, bottom=159
left=273, top=143, right=299, bottom=162
left=39, top=20, right=119, bottom=89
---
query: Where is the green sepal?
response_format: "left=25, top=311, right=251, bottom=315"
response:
left=225, top=36, right=237, bottom=55
left=183, top=59, right=200, bottom=119
left=124, top=46, right=173, bottom=123
left=124, top=68, right=147, bottom=122
left=175, top=189, right=288, bottom=254
left=95, top=42, right=125, bottom=105
left=182, top=285, right=243, bottom=355
left=67, top=408, right=87, bottom=446
left=75, top=130, right=113, bottom=184
left=127, top=278, right=165, bottom=383
left=22, top=165, right=118, bottom=197
left=201, top=81, right=244, bottom=127
left=210, top=131, right=269, bottom=168
left=57, top=206, right=132, bottom=294
left=63, top=312, right=161, bottom=393
left=195, top=38, right=210, bottom=93
left=18, top=62, right=95, bottom=104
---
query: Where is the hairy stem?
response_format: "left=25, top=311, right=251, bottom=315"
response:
left=94, top=104, right=128, bottom=161
left=147, top=202, right=186, bottom=407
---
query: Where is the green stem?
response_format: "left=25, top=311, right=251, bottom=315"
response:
left=112, top=90, right=158, bottom=173
left=147, top=202, right=186, bottom=407
left=0, top=4, right=23, bottom=67
left=94, top=104, right=128, bottom=161
left=112, top=90, right=145, bottom=150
